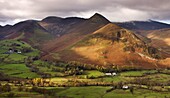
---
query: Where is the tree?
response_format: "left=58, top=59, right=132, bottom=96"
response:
left=7, top=92, right=15, bottom=97
left=18, top=86, right=24, bottom=91
left=2, top=83, right=11, bottom=92
left=0, top=83, right=2, bottom=92
left=130, top=86, right=134, bottom=94
left=31, top=86, right=38, bottom=92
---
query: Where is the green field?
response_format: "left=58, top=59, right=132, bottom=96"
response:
left=0, top=91, right=46, bottom=98
left=52, top=87, right=170, bottom=98
left=120, top=70, right=157, bottom=77
left=1, top=85, right=170, bottom=98
left=5, top=53, right=27, bottom=61
left=103, top=89, right=170, bottom=98
left=0, top=64, right=39, bottom=78
left=57, top=86, right=109, bottom=98
left=77, top=70, right=105, bottom=78
left=101, top=75, right=127, bottom=83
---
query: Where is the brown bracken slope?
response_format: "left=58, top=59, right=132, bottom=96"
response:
left=43, top=23, right=167, bottom=68
left=141, top=29, right=170, bottom=55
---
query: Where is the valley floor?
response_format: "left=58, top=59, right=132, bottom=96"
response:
left=1, top=69, right=170, bottom=98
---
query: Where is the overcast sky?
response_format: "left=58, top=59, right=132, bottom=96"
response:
left=0, top=0, right=170, bottom=25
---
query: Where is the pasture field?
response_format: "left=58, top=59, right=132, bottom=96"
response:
left=0, top=64, right=40, bottom=78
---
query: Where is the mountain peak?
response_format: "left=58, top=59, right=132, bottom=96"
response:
left=89, top=13, right=110, bottom=24
left=42, top=16, right=63, bottom=23
left=92, top=13, right=103, bottom=17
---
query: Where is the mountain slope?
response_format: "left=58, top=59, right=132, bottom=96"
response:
left=0, top=25, right=12, bottom=39
left=46, top=23, right=164, bottom=68
left=140, top=28, right=170, bottom=56
left=115, top=20, right=170, bottom=31
left=41, top=13, right=110, bottom=54
left=115, top=20, right=170, bottom=59
left=0, top=20, right=53, bottom=47
left=39, top=16, right=85, bottom=36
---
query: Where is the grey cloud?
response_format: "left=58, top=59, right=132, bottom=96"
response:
left=0, top=0, right=170, bottom=25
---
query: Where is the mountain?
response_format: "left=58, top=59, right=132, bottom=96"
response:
left=0, top=25, right=12, bottom=39
left=0, top=20, right=53, bottom=47
left=41, top=13, right=110, bottom=54
left=39, top=16, right=85, bottom=36
left=0, top=13, right=110, bottom=49
left=43, top=23, right=164, bottom=68
left=0, top=13, right=169, bottom=68
left=115, top=20, right=170, bottom=31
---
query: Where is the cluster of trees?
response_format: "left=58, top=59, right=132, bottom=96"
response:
left=147, top=46, right=161, bottom=59
left=64, top=67, right=83, bottom=75
left=32, top=78, right=53, bottom=87
left=9, top=78, right=55, bottom=87
left=65, top=61, right=146, bottom=73
left=0, top=83, right=11, bottom=92
left=130, top=77, right=170, bottom=87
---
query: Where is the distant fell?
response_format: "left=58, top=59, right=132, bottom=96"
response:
left=115, top=20, right=170, bottom=30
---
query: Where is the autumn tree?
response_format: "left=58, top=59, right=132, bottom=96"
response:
left=2, top=83, right=11, bottom=92
left=130, top=86, right=134, bottom=94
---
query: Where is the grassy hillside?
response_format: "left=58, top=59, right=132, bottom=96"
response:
left=0, top=39, right=40, bottom=78
left=28, top=28, right=53, bottom=47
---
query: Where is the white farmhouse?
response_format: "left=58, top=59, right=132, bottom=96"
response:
left=105, top=73, right=112, bottom=76
left=112, top=72, right=117, bottom=76
left=17, top=51, right=22, bottom=54
left=122, top=85, right=129, bottom=89
left=105, top=72, right=117, bottom=76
